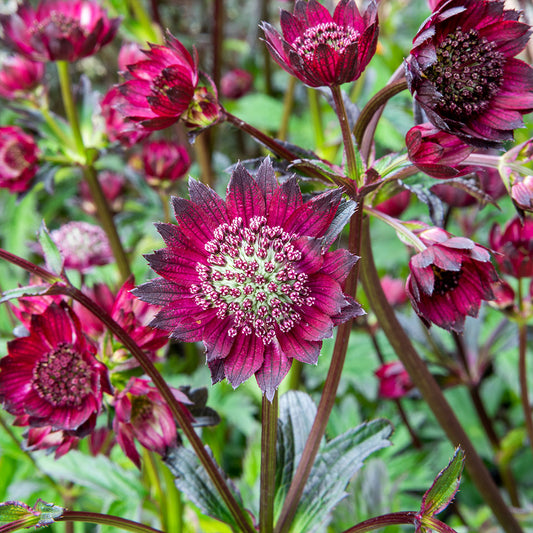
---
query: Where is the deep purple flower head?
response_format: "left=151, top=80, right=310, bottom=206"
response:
left=0, top=0, right=120, bottom=62
left=489, top=217, right=533, bottom=278
left=79, top=169, right=126, bottom=215
left=261, top=0, right=379, bottom=87
left=118, top=32, right=221, bottom=131
left=100, top=86, right=151, bottom=146
left=220, top=68, right=253, bottom=99
left=134, top=158, right=364, bottom=400
left=112, top=377, right=192, bottom=468
left=0, top=55, right=45, bottom=100
left=406, top=227, right=498, bottom=332
left=406, top=123, right=473, bottom=178
left=406, top=0, right=533, bottom=146
left=0, top=303, right=111, bottom=431
left=0, top=126, right=39, bottom=193
left=50, top=221, right=113, bottom=272
left=142, top=140, right=191, bottom=187
left=375, top=361, right=413, bottom=399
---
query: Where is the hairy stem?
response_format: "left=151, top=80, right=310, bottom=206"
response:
left=58, top=511, right=164, bottom=533
left=260, top=391, right=278, bottom=533
left=340, top=512, right=418, bottom=533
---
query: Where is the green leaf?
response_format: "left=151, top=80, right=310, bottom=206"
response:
left=291, top=419, right=393, bottom=533
left=38, top=221, right=63, bottom=275
left=164, top=445, right=245, bottom=530
left=0, top=284, right=50, bottom=304
left=420, top=447, right=465, bottom=518
left=274, top=392, right=393, bottom=532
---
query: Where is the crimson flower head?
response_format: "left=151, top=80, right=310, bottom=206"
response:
left=261, top=0, right=378, bottom=87
left=0, top=303, right=111, bottom=431
left=375, top=361, right=414, bottom=399
left=112, top=378, right=192, bottom=468
left=134, top=158, right=364, bottom=400
left=142, top=140, right=191, bottom=187
left=0, top=126, right=39, bottom=193
left=406, top=123, right=473, bottom=178
left=0, top=55, right=45, bottom=100
left=489, top=217, right=533, bottom=279
left=50, top=221, right=113, bottom=272
left=118, top=32, right=221, bottom=131
left=406, top=0, right=533, bottom=146
left=220, top=69, right=253, bottom=99
left=0, top=0, right=120, bottom=62
left=501, top=139, right=533, bottom=213
left=406, top=227, right=498, bottom=332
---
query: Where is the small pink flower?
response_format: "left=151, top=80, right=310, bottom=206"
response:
left=375, top=190, right=411, bottom=217
left=142, top=140, right=191, bottom=187
left=112, top=377, right=192, bottom=468
left=511, top=176, right=533, bottom=213
left=0, top=303, right=111, bottom=431
left=489, top=217, right=533, bottom=279
left=0, top=0, right=120, bottom=62
left=79, top=170, right=126, bottom=215
left=380, top=276, right=408, bottom=307
left=261, top=0, right=379, bottom=87
left=50, top=221, right=113, bottom=272
left=0, top=55, right=45, bottom=100
left=100, top=86, right=151, bottom=146
left=375, top=361, right=413, bottom=399
left=406, top=123, right=473, bottom=179
left=490, top=280, right=516, bottom=311
left=0, top=126, right=39, bottom=193
left=220, top=69, right=253, bottom=99
left=407, top=227, right=499, bottom=332
left=133, top=158, right=364, bottom=400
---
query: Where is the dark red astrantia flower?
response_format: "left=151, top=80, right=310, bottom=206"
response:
left=0, top=126, right=39, bottom=193
left=142, top=140, right=191, bottom=187
left=375, top=361, right=414, bottom=399
left=489, top=217, right=533, bottom=278
left=0, top=303, right=111, bottom=430
left=134, top=158, right=363, bottom=400
left=261, top=0, right=378, bottom=87
left=0, top=55, right=45, bottom=100
left=118, top=32, right=220, bottom=131
left=0, top=0, right=120, bottom=62
left=406, top=227, right=498, bottom=332
left=406, top=0, right=533, bottom=146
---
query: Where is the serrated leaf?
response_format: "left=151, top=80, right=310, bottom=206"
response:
left=420, top=447, right=464, bottom=518
left=0, top=284, right=50, bottom=304
left=38, top=221, right=63, bottom=275
left=164, top=445, right=245, bottom=529
left=291, top=419, right=393, bottom=533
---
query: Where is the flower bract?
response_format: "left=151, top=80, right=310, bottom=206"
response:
left=134, top=158, right=363, bottom=400
left=406, top=227, right=499, bottom=332
left=261, top=0, right=379, bottom=87
left=406, top=0, right=533, bottom=146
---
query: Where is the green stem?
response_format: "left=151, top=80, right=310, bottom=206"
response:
left=127, top=0, right=160, bottom=42
left=160, top=460, right=183, bottom=533
left=275, top=200, right=364, bottom=533
left=307, top=88, right=325, bottom=152
left=193, top=132, right=215, bottom=189
left=260, top=391, right=278, bottom=533
left=40, top=107, right=76, bottom=153
left=518, top=320, right=533, bottom=459
left=358, top=218, right=523, bottom=533
left=330, top=85, right=360, bottom=184
left=278, top=77, right=296, bottom=141
left=56, top=61, right=131, bottom=282
left=57, top=511, right=164, bottom=533
left=0, top=249, right=254, bottom=533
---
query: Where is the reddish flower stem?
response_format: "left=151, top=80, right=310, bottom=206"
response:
left=260, top=391, right=278, bottom=533
left=0, top=249, right=255, bottom=533
left=358, top=219, right=523, bottom=533
left=57, top=511, right=164, bottom=533
left=339, top=512, right=457, bottom=533
left=518, top=320, right=533, bottom=460
left=275, top=199, right=364, bottom=533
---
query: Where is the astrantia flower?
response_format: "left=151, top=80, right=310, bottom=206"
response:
left=112, top=378, right=191, bottom=468
left=375, top=361, right=413, bottom=399
left=79, top=170, right=126, bottom=215
left=406, top=227, right=498, bottom=332
left=118, top=32, right=220, bottom=131
left=220, top=69, right=253, bottom=99
left=142, top=140, right=191, bottom=187
left=50, top=221, right=113, bottom=272
left=406, top=123, right=473, bottom=178
left=380, top=276, right=408, bottom=307
left=0, top=0, right=120, bottom=62
left=134, top=158, right=363, bottom=400
left=489, top=217, right=533, bottom=278
left=0, top=126, right=39, bottom=193
left=261, top=0, right=378, bottom=87
left=406, top=0, right=533, bottom=146
left=0, top=55, right=45, bottom=100
left=500, top=139, right=533, bottom=213
left=0, top=303, right=111, bottom=430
